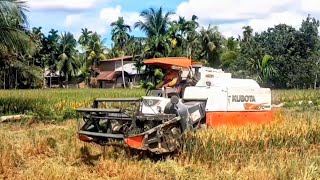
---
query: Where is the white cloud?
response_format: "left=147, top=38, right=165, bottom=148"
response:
left=176, top=0, right=316, bottom=38
left=218, top=22, right=247, bottom=38
left=170, top=14, right=180, bottom=22
left=301, top=0, right=320, bottom=14
left=99, top=5, right=141, bottom=27
left=248, top=11, right=304, bottom=32
left=64, top=14, right=83, bottom=28
left=219, top=11, right=305, bottom=37
left=99, top=6, right=122, bottom=24
left=301, top=0, right=320, bottom=11
left=64, top=14, right=107, bottom=36
left=218, top=12, right=304, bottom=38
left=38, top=0, right=320, bottom=45
left=176, top=0, right=295, bottom=24
left=63, top=5, right=140, bottom=40
left=27, top=0, right=106, bottom=11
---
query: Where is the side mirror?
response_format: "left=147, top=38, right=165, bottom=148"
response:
left=170, top=95, right=179, bottom=105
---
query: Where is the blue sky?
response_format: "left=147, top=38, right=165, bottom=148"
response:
left=26, top=0, right=320, bottom=48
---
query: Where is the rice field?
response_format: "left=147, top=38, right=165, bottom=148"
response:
left=272, top=89, right=320, bottom=104
left=0, top=89, right=320, bottom=179
left=0, top=89, right=144, bottom=120
left=1, top=89, right=320, bottom=120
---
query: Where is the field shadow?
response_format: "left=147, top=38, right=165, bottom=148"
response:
left=70, top=146, right=102, bottom=167
left=75, top=142, right=180, bottom=166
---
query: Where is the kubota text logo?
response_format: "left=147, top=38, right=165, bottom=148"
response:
left=232, top=95, right=256, bottom=102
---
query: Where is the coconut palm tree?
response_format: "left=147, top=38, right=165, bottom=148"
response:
left=0, top=0, right=32, bottom=52
left=111, top=17, right=131, bottom=88
left=221, top=37, right=240, bottom=69
left=78, top=28, right=92, bottom=68
left=77, top=29, right=95, bottom=86
left=185, top=15, right=200, bottom=58
left=77, top=53, right=90, bottom=86
left=125, top=36, right=146, bottom=56
left=199, top=25, right=224, bottom=67
left=57, top=32, right=80, bottom=87
left=78, top=28, right=92, bottom=48
left=111, top=17, right=131, bottom=46
left=0, top=0, right=37, bottom=89
left=171, top=16, right=188, bottom=52
left=242, top=26, right=254, bottom=43
left=134, top=7, right=174, bottom=59
left=45, top=29, right=60, bottom=87
left=86, top=32, right=107, bottom=78
left=47, top=29, right=60, bottom=64
left=134, top=7, right=173, bottom=37
left=144, top=35, right=171, bottom=58
left=167, top=15, right=200, bottom=57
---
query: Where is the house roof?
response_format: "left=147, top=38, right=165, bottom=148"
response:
left=114, top=63, right=145, bottom=75
left=97, top=63, right=144, bottom=81
left=97, top=71, right=131, bottom=81
left=96, top=71, right=114, bottom=81
left=44, top=70, right=61, bottom=77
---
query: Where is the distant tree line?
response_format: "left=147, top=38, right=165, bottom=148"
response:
left=1, top=0, right=319, bottom=89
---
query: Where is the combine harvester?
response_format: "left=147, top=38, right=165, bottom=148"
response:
left=76, top=57, right=273, bottom=154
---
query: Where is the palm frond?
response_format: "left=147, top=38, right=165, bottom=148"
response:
left=0, top=23, right=34, bottom=53
left=262, top=54, right=272, bottom=68
left=0, top=0, right=28, bottom=25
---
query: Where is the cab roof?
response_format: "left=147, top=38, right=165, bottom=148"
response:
left=144, top=57, right=192, bottom=68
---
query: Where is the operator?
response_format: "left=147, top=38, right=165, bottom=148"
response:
left=156, top=68, right=182, bottom=90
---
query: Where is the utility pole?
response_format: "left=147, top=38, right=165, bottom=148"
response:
left=121, top=53, right=126, bottom=88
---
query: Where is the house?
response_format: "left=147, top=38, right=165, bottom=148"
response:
left=44, top=70, right=85, bottom=88
left=44, top=69, right=63, bottom=88
left=96, top=56, right=144, bottom=88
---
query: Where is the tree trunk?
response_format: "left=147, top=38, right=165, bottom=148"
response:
left=8, top=66, right=11, bottom=89
left=314, top=59, right=320, bottom=89
left=121, top=56, right=126, bottom=88
left=50, top=73, right=52, bottom=88
left=15, top=69, right=17, bottom=89
left=314, top=73, right=318, bottom=89
left=3, top=69, right=5, bottom=89
left=42, top=67, right=45, bottom=89
left=90, top=59, right=97, bottom=88
left=66, top=74, right=69, bottom=89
